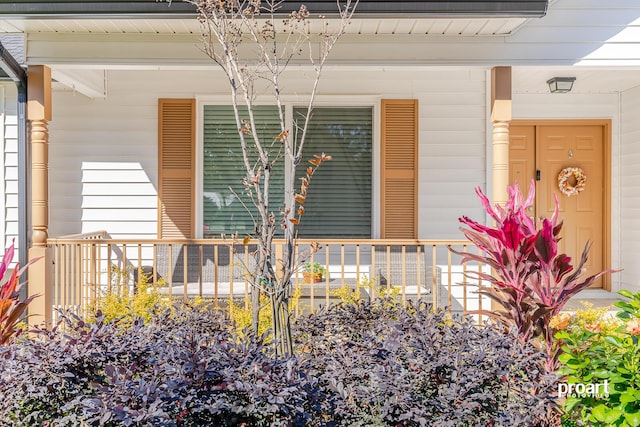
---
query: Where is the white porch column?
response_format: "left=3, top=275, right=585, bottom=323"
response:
left=491, top=66, right=512, bottom=207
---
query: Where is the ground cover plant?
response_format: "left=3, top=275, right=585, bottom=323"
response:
left=0, top=298, right=558, bottom=426
left=556, top=290, right=640, bottom=427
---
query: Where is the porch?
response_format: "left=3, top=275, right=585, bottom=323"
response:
left=45, top=232, right=492, bottom=323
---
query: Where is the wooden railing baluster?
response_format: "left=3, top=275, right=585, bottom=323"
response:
left=45, top=237, right=485, bottom=321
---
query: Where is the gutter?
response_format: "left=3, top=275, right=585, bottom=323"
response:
left=0, top=42, right=28, bottom=291
left=0, top=1, right=549, bottom=19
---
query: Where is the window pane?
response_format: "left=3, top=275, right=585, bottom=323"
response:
left=203, top=105, right=283, bottom=237
left=294, top=107, right=373, bottom=238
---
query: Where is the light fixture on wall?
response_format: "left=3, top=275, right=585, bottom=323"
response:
left=547, top=77, right=576, bottom=93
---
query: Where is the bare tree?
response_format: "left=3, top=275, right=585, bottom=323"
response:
left=188, top=0, right=358, bottom=355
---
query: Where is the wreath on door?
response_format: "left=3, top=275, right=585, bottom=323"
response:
left=557, top=167, right=587, bottom=197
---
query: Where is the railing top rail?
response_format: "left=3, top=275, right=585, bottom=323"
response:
left=55, top=230, right=109, bottom=240
left=47, top=237, right=471, bottom=246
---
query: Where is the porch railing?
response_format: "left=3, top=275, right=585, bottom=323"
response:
left=46, top=235, right=490, bottom=323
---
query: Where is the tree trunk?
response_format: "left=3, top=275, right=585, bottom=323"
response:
left=271, top=287, right=293, bottom=356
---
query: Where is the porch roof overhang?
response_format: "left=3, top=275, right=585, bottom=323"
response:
left=0, top=42, right=26, bottom=84
left=0, top=1, right=549, bottom=19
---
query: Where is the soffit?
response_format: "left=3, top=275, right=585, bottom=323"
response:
left=0, top=16, right=528, bottom=36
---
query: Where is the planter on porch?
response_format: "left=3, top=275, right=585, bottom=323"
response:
left=302, top=272, right=323, bottom=283
left=301, top=262, right=326, bottom=284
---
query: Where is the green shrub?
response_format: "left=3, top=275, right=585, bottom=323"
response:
left=227, top=294, right=273, bottom=336
left=93, top=282, right=169, bottom=326
left=556, top=290, right=640, bottom=427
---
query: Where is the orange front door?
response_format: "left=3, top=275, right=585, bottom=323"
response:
left=509, top=122, right=609, bottom=288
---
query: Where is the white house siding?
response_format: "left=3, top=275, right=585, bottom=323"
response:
left=48, top=68, right=487, bottom=240
left=620, top=85, right=640, bottom=293
left=0, top=82, right=18, bottom=258
left=415, top=69, right=487, bottom=239
left=50, top=81, right=160, bottom=238
left=512, top=92, right=622, bottom=291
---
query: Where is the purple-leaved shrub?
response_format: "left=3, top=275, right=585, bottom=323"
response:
left=294, top=299, right=559, bottom=427
left=1, top=299, right=558, bottom=426
left=0, top=305, right=327, bottom=426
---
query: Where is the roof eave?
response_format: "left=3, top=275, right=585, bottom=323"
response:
left=0, top=42, right=26, bottom=85
left=0, top=1, right=549, bottom=20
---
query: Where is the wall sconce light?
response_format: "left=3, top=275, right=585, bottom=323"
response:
left=547, top=77, right=576, bottom=93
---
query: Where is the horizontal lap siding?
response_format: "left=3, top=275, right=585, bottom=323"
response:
left=417, top=70, right=488, bottom=239
left=49, top=83, right=159, bottom=238
left=0, top=84, right=18, bottom=254
left=48, top=69, right=489, bottom=240
left=77, top=170, right=157, bottom=233
left=621, top=86, right=640, bottom=292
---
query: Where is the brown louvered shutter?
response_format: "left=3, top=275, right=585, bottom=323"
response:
left=158, top=99, right=195, bottom=238
left=381, top=99, right=418, bottom=238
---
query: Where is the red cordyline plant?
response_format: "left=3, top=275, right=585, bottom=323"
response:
left=454, top=180, right=615, bottom=372
left=0, top=241, right=39, bottom=345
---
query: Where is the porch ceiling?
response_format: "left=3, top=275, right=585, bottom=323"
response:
left=46, top=66, right=640, bottom=100
left=513, top=67, right=640, bottom=95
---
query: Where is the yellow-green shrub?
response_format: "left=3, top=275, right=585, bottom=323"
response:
left=227, top=295, right=272, bottom=337
left=331, top=276, right=401, bottom=305
left=569, top=300, right=622, bottom=335
left=94, top=283, right=170, bottom=326
left=92, top=266, right=170, bottom=326
left=227, top=285, right=303, bottom=337
left=331, top=284, right=363, bottom=305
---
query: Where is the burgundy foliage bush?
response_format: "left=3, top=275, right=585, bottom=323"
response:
left=0, top=300, right=557, bottom=426
left=455, top=180, right=614, bottom=371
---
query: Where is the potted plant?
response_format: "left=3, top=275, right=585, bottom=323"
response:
left=301, top=261, right=326, bottom=283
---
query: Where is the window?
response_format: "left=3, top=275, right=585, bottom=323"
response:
left=202, top=105, right=284, bottom=237
left=294, top=107, right=372, bottom=238
left=201, top=105, right=373, bottom=238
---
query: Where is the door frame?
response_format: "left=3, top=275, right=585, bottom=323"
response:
left=510, top=119, right=612, bottom=291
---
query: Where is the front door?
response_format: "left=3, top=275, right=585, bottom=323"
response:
left=509, top=121, right=610, bottom=289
